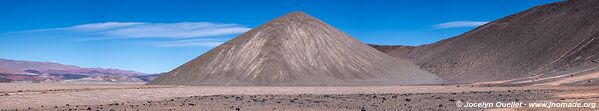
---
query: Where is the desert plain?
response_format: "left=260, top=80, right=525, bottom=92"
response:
left=0, top=83, right=598, bottom=111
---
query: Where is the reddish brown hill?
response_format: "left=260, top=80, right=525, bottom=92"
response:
left=367, top=44, right=416, bottom=59
left=0, top=59, right=145, bottom=76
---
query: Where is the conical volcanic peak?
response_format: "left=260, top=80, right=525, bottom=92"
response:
left=279, top=11, right=313, bottom=19
left=272, top=11, right=322, bottom=24
left=149, top=12, right=444, bottom=86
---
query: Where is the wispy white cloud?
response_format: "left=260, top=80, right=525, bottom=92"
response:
left=148, top=38, right=225, bottom=47
left=432, top=21, right=488, bottom=29
left=15, top=22, right=251, bottom=39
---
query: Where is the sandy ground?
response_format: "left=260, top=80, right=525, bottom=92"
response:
left=538, top=72, right=599, bottom=86
left=0, top=83, right=597, bottom=111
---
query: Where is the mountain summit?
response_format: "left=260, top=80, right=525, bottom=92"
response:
left=149, top=11, right=443, bottom=86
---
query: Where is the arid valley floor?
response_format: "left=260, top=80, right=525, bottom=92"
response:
left=2, top=0, right=599, bottom=111
left=0, top=83, right=597, bottom=111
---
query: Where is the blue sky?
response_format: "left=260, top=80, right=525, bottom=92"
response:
left=0, top=0, right=560, bottom=73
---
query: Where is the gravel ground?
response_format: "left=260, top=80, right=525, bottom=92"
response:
left=0, top=83, right=597, bottom=111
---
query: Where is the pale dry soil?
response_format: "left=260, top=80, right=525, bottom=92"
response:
left=0, top=83, right=597, bottom=111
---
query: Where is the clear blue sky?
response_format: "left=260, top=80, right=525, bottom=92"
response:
left=0, top=0, right=560, bottom=73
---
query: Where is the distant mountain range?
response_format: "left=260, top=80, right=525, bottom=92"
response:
left=0, top=58, right=162, bottom=83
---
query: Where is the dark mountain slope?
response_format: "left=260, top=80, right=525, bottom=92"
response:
left=371, top=0, right=599, bottom=84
